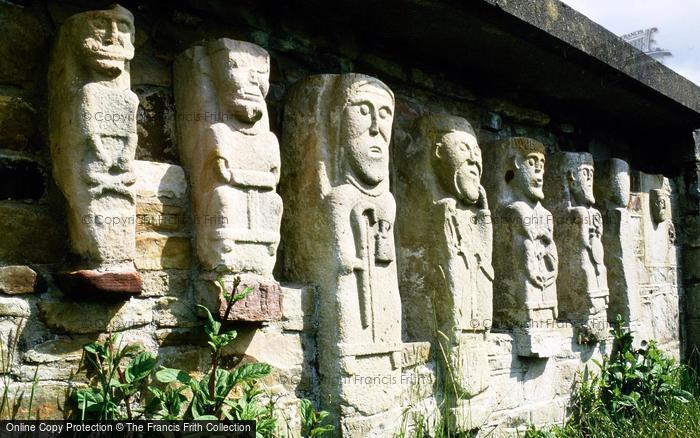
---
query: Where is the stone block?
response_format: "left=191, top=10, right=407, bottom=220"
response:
left=401, top=364, right=436, bottom=403
left=523, top=358, right=557, bottom=403
left=0, top=296, right=31, bottom=317
left=136, top=202, right=187, bottom=233
left=489, top=373, right=525, bottom=411
left=0, top=96, right=36, bottom=151
left=280, top=284, right=315, bottom=331
left=223, top=328, right=305, bottom=371
left=340, top=406, right=404, bottom=438
left=155, top=327, right=206, bottom=347
left=6, top=382, right=70, bottom=420
left=37, top=298, right=152, bottom=334
left=513, top=328, right=560, bottom=358
left=529, top=398, right=567, bottom=426
left=0, top=265, right=45, bottom=294
left=199, top=275, right=283, bottom=322
left=402, top=342, right=431, bottom=368
left=0, top=4, right=49, bottom=87
left=55, top=270, right=142, bottom=296
left=23, top=337, right=89, bottom=365
left=133, top=160, right=187, bottom=202
left=136, top=232, right=191, bottom=270
left=0, top=203, right=65, bottom=264
left=154, top=297, right=199, bottom=328
left=139, top=270, right=190, bottom=298
left=158, top=346, right=209, bottom=373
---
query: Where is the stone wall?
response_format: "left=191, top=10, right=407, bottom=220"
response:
left=0, top=1, right=695, bottom=436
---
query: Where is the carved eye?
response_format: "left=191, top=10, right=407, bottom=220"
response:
left=378, top=107, right=391, bottom=119
left=360, top=104, right=370, bottom=115
left=117, top=20, right=131, bottom=33
left=527, top=158, right=536, bottom=167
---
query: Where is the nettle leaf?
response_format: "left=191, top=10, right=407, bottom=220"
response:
left=156, top=367, right=194, bottom=387
left=233, top=286, right=254, bottom=303
left=126, top=352, right=157, bottom=383
left=82, top=342, right=103, bottom=357
left=119, top=344, right=143, bottom=359
left=231, top=363, right=272, bottom=386
left=217, top=330, right=238, bottom=349
left=197, top=305, right=221, bottom=337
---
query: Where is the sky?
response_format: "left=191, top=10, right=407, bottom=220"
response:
left=560, top=0, right=700, bottom=85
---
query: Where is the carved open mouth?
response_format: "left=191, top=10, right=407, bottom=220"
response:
left=236, top=92, right=263, bottom=102
left=91, top=49, right=131, bottom=60
left=369, top=146, right=383, bottom=155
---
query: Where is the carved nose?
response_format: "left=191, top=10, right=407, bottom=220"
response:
left=369, top=115, right=379, bottom=136
left=105, top=22, right=119, bottom=44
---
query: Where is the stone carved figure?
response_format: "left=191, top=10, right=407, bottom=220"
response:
left=595, top=158, right=643, bottom=337
left=650, top=186, right=676, bottom=244
left=545, top=152, right=608, bottom=342
left=632, top=173, right=680, bottom=347
left=281, top=74, right=402, bottom=436
left=175, top=38, right=281, bottom=275
left=174, top=39, right=283, bottom=320
left=396, top=114, right=492, bottom=405
left=482, top=137, right=558, bottom=357
left=48, top=5, right=141, bottom=295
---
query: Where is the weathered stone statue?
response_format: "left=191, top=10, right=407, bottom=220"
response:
left=48, top=5, right=141, bottom=295
left=482, top=137, right=559, bottom=357
left=174, top=39, right=283, bottom=321
left=281, top=74, right=402, bottom=436
left=631, top=173, right=681, bottom=348
left=545, top=152, right=608, bottom=342
left=595, top=158, right=642, bottom=337
left=396, top=114, right=492, bottom=403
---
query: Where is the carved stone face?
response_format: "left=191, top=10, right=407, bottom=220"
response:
left=569, top=164, right=595, bottom=206
left=77, top=9, right=135, bottom=76
left=210, top=50, right=270, bottom=124
left=340, top=83, right=394, bottom=186
left=513, top=152, right=545, bottom=202
left=650, top=189, right=670, bottom=223
left=434, top=130, right=482, bottom=204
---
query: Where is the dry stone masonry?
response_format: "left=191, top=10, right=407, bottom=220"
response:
left=0, top=1, right=697, bottom=436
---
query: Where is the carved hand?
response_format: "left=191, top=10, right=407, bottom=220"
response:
left=229, top=170, right=278, bottom=189
left=216, top=157, right=233, bottom=183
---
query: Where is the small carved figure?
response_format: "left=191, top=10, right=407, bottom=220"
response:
left=546, top=152, right=608, bottom=342
left=595, top=158, right=642, bottom=337
left=482, top=137, right=559, bottom=357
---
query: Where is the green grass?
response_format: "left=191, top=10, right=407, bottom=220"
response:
left=526, top=318, right=700, bottom=438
